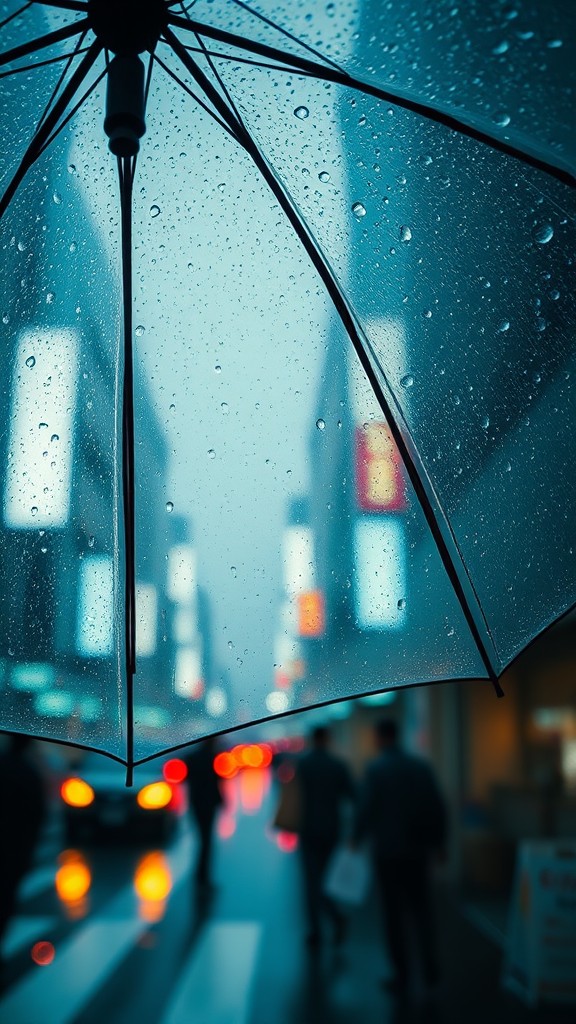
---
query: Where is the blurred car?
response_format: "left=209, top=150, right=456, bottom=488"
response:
left=59, top=753, right=187, bottom=844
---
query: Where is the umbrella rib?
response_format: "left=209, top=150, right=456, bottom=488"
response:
left=168, top=14, right=575, bottom=188
left=0, top=39, right=103, bottom=220
left=166, top=28, right=502, bottom=683
left=36, top=63, right=109, bottom=156
left=0, top=2, right=32, bottom=32
left=163, top=28, right=248, bottom=143
left=117, top=153, right=137, bottom=784
left=230, top=0, right=344, bottom=74
left=179, top=42, right=325, bottom=77
left=0, top=45, right=91, bottom=79
left=153, top=50, right=241, bottom=143
left=0, top=17, right=90, bottom=68
left=36, top=28, right=88, bottom=133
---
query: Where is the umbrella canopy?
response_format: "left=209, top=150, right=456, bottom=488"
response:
left=0, top=0, right=574, bottom=775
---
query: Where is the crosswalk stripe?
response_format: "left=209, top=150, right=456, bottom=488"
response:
left=0, top=833, right=194, bottom=1024
left=2, top=918, right=57, bottom=959
left=161, top=923, right=261, bottom=1024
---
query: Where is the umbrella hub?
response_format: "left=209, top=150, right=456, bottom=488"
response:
left=88, top=0, right=167, bottom=55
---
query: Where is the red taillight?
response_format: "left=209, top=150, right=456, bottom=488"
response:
left=162, top=758, right=187, bottom=784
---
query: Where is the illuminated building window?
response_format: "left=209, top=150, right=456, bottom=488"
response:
left=4, top=329, right=77, bottom=528
left=76, top=554, right=114, bottom=656
left=167, top=544, right=196, bottom=604
left=135, top=583, right=158, bottom=658
left=353, top=518, right=407, bottom=630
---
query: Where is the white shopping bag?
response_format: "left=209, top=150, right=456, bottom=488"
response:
left=324, top=846, right=371, bottom=906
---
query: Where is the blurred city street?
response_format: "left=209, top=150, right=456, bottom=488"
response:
left=0, top=758, right=573, bottom=1024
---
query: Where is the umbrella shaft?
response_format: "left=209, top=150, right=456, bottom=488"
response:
left=105, top=55, right=146, bottom=157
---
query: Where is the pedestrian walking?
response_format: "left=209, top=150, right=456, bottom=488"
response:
left=354, top=718, right=447, bottom=997
left=184, top=737, right=223, bottom=890
left=296, top=725, right=355, bottom=947
left=0, top=734, right=47, bottom=973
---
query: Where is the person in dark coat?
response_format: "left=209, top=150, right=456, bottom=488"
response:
left=0, top=734, right=47, bottom=966
left=184, top=737, right=223, bottom=889
left=354, top=717, right=447, bottom=996
left=297, top=725, right=355, bottom=946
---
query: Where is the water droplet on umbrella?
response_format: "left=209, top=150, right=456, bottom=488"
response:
left=316, top=418, right=326, bottom=430
left=221, top=402, right=229, bottom=413
left=50, top=434, right=59, bottom=442
left=492, top=111, right=511, bottom=127
left=400, top=374, right=414, bottom=388
left=17, top=240, right=26, bottom=252
left=46, top=292, right=55, bottom=304
left=231, top=566, right=237, bottom=578
left=352, top=202, right=366, bottom=218
left=53, top=192, right=62, bottom=205
left=228, top=640, right=234, bottom=649
left=492, top=40, right=509, bottom=54
left=30, top=506, right=38, bottom=516
left=422, top=309, right=432, bottom=319
left=135, top=325, right=145, bottom=337
left=399, top=225, right=412, bottom=242
left=150, top=204, right=161, bottom=218
left=169, top=403, right=175, bottom=413
left=481, top=415, right=490, bottom=429
left=41, top=546, right=47, bottom=554
left=25, top=355, right=35, bottom=368
left=214, top=364, right=222, bottom=374
left=532, top=371, right=541, bottom=384
left=208, top=449, right=216, bottom=459
left=68, top=164, right=76, bottom=174
left=166, top=501, right=174, bottom=512
left=447, top=626, right=455, bottom=637
left=294, top=105, right=309, bottom=119
left=532, top=223, right=553, bottom=245
left=550, top=289, right=560, bottom=300
left=318, top=171, right=330, bottom=182
left=88, top=535, right=95, bottom=548
left=39, top=422, right=48, bottom=429
left=217, top=182, right=226, bottom=192
left=397, top=598, right=406, bottom=610
left=535, top=317, right=547, bottom=332
left=419, top=154, right=433, bottom=166
left=547, top=38, right=563, bottom=48
left=498, top=320, right=510, bottom=332
left=69, top=242, right=77, bottom=253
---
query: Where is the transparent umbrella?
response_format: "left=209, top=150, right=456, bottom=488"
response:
left=0, top=0, right=574, bottom=779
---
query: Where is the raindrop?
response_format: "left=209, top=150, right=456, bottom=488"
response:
left=17, top=240, right=26, bottom=252
left=400, top=374, right=414, bottom=388
left=505, top=461, right=512, bottom=472
left=481, top=415, right=490, bottom=429
left=397, top=598, right=406, bottom=611
left=498, top=320, right=510, bottom=332
left=532, top=371, right=542, bottom=384
left=52, top=192, right=62, bottom=205
left=547, top=38, right=563, bottom=48
left=25, top=355, right=36, bottom=369
left=227, top=640, right=234, bottom=649
left=532, top=223, right=554, bottom=245
left=207, top=449, right=216, bottom=459
left=30, top=506, right=38, bottom=517
left=169, top=403, right=175, bottom=413
left=447, top=626, right=455, bottom=637
left=221, top=402, right=229, bottom=413
left=69, top=242, right=77, bottom=253
left=399, top=225, right=412, bottom=242
left=46, top=292, right=55, bottom=304
left=135, top=325, right=145, bottom=337
left=318, top=171, right=331, bottom=183
left=418, top=154, right=433, bottom=166
left=231, top=566, right=237, bottom=578
left=550, top=289, right=560, bottom=301
left=535, top=317, right=547, bottom=332
left=67, top=164, right=76, bottom=174
left=50, top=434, right=59, bottom=442
left=492, top=111, right=511, bottom=127
left=316, top=418, right=326, bottom=431
left=217, top=182, right=226, bottom=192
left=39, top=422, right=48, bottom=430
left=166, top=501, right=174, bottom=513
left=88, top=535, right=95, bottom=548
left=150, top=204, right=161, bottom=218
left=351, top=202, right=366, bottom=219
left=214, top=364, right=222, bottom=374
left=422, top=309, right=432, bottom=319
left=294, top=105, right=309, bottom=119
left=492, top=40, right=509, bottom=54
left=41, top=546, right=47, bottom=554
